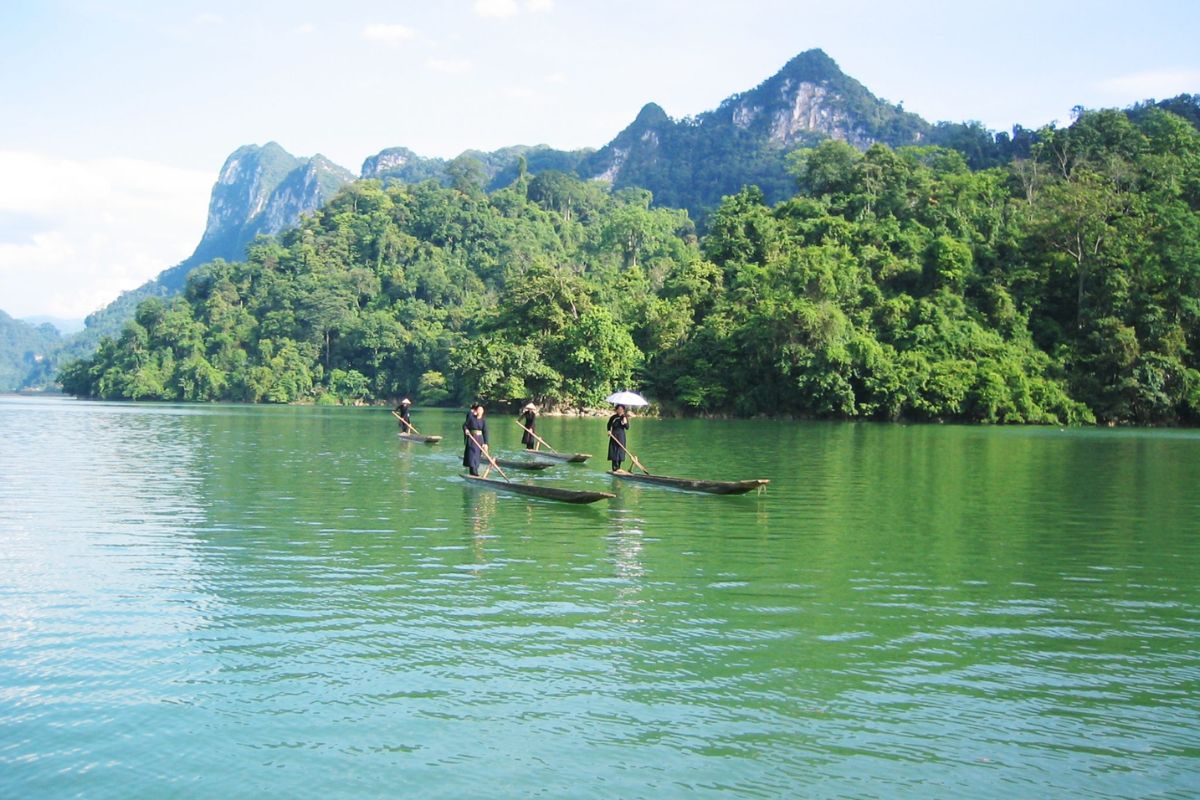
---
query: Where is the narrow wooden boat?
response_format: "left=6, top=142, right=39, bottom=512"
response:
left=610, top=469, right=769, bottom=495
left=493, top=457, right=557, bottom=471
left=527, top=451, right=591, bottom=463
left=398, top=432, right=442, bottom=444
left=462, top=475, right=614, bottom=504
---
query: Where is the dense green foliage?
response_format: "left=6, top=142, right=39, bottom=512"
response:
left=61, top=107, right=1200, bottom=424
left=17, top=57, right=1200, bottom=399
left=59, top=175, right=675, bottom=408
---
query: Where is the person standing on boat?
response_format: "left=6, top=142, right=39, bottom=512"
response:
left=519, top=402, right=538, bottom=450
left=462, top=402, right=490, bottom=477
left=606, top=404, right=629, bottom=472
left=396, top=398, right=413, bottom=431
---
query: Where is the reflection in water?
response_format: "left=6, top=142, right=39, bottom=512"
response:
left=607, top=497, right=647, bottom=625
left=463, top=484, right=498, bottom=567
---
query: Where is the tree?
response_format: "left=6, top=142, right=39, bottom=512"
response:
left=447, top=155, right=487, bottom=196
left=417, top=370, right=451, bottom=405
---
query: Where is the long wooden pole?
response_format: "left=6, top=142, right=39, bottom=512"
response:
left=391, top=409, right=420, bottom=435
left=468, top=429, right=509, bottom=481
left=608, top=430, right=651, bottom=474
left=514, top=419, right=558, bottom=453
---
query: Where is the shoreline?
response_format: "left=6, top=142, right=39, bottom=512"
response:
left=31, top=393, right=1195, bottom=428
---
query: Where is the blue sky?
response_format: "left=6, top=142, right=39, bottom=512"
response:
left=2, top=0, right=1199, bottom=320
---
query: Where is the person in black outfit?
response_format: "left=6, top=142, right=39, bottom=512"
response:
left=519, top=403, right=538, bottom=450
left=396, top=398, right=413, bottom=431
left=462, top=402, right=490, bottom=477
left=606, top=404, right=629, bottom=472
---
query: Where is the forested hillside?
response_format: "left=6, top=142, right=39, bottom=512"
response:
left=61, top=107, right=1200, bottom=424
left=0, top=311, right=60, bottom=390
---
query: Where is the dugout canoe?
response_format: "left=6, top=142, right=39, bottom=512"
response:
left=462, top=475, right=614, bottom=504
left=610, top=469, right=769, bottom=495
left=493, top=457, right=558, bottom=471
left=527, top=451, right=591, bottom=463
left=398, top=432, right=443, bottom=444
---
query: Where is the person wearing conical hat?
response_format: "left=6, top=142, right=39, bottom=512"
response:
left=518, top=402, right=538, bottom=451
left=395, top=397, right=413, bottom=431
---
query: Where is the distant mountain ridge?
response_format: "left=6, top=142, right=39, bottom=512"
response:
left=360, top=144, right=590, bottom=192
left=356, top=50, right=933, bottom=217
left=4, top=49, right=1198, bottom=391
left=158, top=142, right=355, bottom=292
left=37, top=143, right=357, bottom=374
left=575, top=49, right=931, bottom=215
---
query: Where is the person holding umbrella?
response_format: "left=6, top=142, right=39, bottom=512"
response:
left=606, top=404, right=630, bottom=472
left=518, top=402, right=538, bottom=451
left=462, top=402, right=490, bottom=477
left=605, top=391, right=649, bottom=473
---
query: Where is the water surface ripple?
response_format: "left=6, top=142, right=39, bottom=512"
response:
left=1, top=398, right=1197, bottom=798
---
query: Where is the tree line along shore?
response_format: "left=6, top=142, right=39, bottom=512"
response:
left=61, top=107, right=1200, bottom=425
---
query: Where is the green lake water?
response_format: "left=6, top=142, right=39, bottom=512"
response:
left=1, top=396, right=1197, bottom=798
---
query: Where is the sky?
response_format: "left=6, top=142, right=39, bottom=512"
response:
left=2, top=0, right=1199, bottom=322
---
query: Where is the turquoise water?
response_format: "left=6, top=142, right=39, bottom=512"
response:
left=1, top=396, right=1197, bottom=798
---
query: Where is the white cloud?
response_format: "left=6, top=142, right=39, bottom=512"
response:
left=1096, top=69, right=1200, bottom=100
left=474, top=0, right=519, bottom=19
left=503, top=86, right=537, bottom=100
left=545, top=71, right=568, bottom=85
left=426, top=58, right=473, bottom=75
left=0, top=152, right=211, bottom=319
left=526, top=0, right=554, bottom=11
left=193, top=12, right=224, bottom=25
left=292, top=22, right=316, bottom=35
left=361, top=23, right=416, bottom=43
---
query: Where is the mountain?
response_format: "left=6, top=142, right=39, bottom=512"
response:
left=157, top=142, right=356, bottom=293
left=361, top=144, right=591, bottom=192
left=0, top=310, right=60, bottom=391
left=0, top=49, right=971, bottom=389
left=65, top=102, right=1200, bottom=423
left=1, top=142, right=355, bottom=390
left=356, top=49, right=933, bottom=220
left=25, top=49, right=1200, bottom=392
left=577, top=49, right=931, bottom=216
left=53, top=144, right=354, bottom=365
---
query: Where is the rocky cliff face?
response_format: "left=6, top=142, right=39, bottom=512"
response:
left=580, top=49, right=930, bottom=217
left=181, top=144, right=354, bottom=288
left=730, top=80, right=872, bottom=148
left=714, top=49, right=926, bottom=149
left=52, top=144, right=355, bottom=368
left=362, top=147, right=423, bottom=179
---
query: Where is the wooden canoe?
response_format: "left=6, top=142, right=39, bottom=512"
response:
left=493, top=457, right=557, bottom=471
left=527, top=451, right=591, bottom=463
left=462, top=475, right=614, bottom=504
left=610, top=470, right=769, bottom=495
left=398, top=432, right=442, bottom=444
